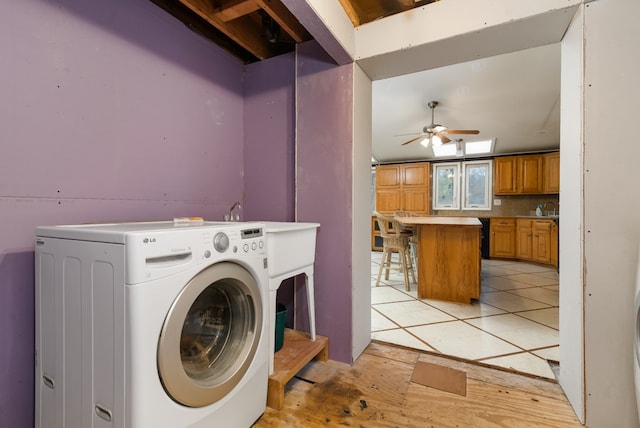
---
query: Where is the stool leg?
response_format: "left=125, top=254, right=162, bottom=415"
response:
left=384, top=250, right=391, bottom=280
left=400, top=247, right=411, bottom=291
left=406, top=247, right=416, bottom=285
left=375, top=249, right=388, bottom=287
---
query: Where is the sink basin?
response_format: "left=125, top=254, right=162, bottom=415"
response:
left=261, top=222, right=320, bottom=279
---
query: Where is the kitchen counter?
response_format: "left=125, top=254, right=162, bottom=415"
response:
left=396, top=216, right=482, bottom=226
left=396, top=216, right=481, bottom=303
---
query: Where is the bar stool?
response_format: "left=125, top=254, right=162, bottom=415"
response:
left=374, top=212, right=416, bottom=291
left=395, top=211, right=419, bottom=273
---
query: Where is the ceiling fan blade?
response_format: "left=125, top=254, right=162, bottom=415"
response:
left=438, top=134, right=452, bottom=144
left=395, top=132, right=421, bottom=137
left=442, top=129, right=480, bottom=135
left=401, top=135, right=426, bottom=146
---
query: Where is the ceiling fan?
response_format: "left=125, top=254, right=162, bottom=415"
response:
left=401, top=101, right=480, bottom=147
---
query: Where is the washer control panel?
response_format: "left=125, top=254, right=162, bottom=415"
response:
left=204, top=224, right=265, bottom=257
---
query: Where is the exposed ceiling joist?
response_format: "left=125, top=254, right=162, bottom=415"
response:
left=180, top=0, right=284, bottom=59
left=149, top=0, right=436, bottom=62
left=213, top=0, right=261, bottom=22
left=256, top=0, right=310, bottom=43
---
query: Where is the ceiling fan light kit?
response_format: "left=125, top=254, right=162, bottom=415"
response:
left=402, top=100, right=480, bottom=149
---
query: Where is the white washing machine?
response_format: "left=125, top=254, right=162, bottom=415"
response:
left=35, top=220, right=270, bottom=428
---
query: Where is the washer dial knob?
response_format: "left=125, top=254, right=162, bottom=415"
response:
left=213, top=232, right=229, bottom=252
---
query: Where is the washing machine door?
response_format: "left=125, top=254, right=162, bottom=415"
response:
left=157, top=262, right=263, bottom=408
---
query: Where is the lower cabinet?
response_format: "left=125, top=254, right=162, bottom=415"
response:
left=489, top=218, right=516, bottom=259
left=506, top=218, right=558, bottom=267
left=516, top=219, right=533, bottom=260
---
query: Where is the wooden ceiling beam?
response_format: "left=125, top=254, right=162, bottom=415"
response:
left=213, top=0, right=260, bottom=23
left=256, top=0, right=311, bottom=43
left=337, top=0, right=361, bottom=26
left=179, top=0, right=279, bottom=59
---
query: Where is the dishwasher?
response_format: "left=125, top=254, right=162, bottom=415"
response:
left=479, top=218, right=490, bottom=259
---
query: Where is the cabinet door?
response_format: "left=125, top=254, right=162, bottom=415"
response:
left=543, top=152, right=560, bottom=194
left=532, top=220, right=553, bottom=264
left=493, top=157, right=517, bottom=194
left=376, top=189, right=401, bottom=213
left=518, top=155, right=544, bottom=193
left=376, top=165, right=401, bottom=187
left=490, top=219, right=516, bottom=258
left=402, top=163, right=429, bottom=186
left=550, top=221, right=559, bottom=267
left=516, top=219, right=533, bottom=260
left=402, top=188, right=430, bottom=214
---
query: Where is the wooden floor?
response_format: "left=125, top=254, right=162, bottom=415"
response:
left=253, top=341, right=582, bottom=427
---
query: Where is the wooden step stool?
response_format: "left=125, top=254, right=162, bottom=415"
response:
left=267, top=328, right=329, bottom=410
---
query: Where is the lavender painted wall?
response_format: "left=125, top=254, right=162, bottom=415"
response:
left=243, top=53, right=296, bottom=222
left=0, top=0, right=245, bottom=426
left=295, top=41, right=354, bottom=363
left=243, top=53, right=297, bottom=325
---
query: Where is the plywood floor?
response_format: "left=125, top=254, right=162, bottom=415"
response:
left=253, top=341, right=582, bottom=427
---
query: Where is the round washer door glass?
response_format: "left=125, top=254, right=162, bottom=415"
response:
left=157, top=262, right=263, bottom=407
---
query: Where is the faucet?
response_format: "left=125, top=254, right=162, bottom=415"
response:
left=542, top=201, right=557, bottom=216
left=225, top=201, right=242, bottom=221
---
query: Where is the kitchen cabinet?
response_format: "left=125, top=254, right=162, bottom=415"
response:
left=489, top=218, right=516, bottom=258
left=519, top=155, right=544, bottom=193
left=507, top=218, right=558, bottom=267
left=493, top=155, right=544, bottom=195
left=532, top=219, right=558, bottom=266
left=543, top=152, right=560, bottom=194
left=375, top=163, right=430, bottom=215
left=516, top=219, right=533, bottom=260
left=493, top=157, right=517, bottom=194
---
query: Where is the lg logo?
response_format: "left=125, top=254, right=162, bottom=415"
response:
left=143, top=237, right=157, bottom=244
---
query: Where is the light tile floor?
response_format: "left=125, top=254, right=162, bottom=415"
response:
left=371, top=251, right=560, bottom=379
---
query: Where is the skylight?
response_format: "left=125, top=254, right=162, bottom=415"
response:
left=465, top=139, right=495, bottom=155
left=433, top=138, right=495, bottom=158
left=432, top=143, right=457, bottom=157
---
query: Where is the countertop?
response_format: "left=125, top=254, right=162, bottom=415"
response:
left=396, top=216, right=482, bottom=226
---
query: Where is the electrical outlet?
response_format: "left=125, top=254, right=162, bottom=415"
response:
left=493, top=199, right=502, bottom=206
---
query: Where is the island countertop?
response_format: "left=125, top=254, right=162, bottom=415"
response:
left=396, top=216, right=481, bottom=227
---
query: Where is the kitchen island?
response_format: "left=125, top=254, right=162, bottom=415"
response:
left=396, top=216, right=482, bottom=303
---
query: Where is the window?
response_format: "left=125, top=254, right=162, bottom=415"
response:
left=432, top=160, right=492, bottom=211
left=462, top=160, right=492, bottom=210
left=432, top=163, right=460, bottom=210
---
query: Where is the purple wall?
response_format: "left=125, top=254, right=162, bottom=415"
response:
left=0, top=0, right=245, bottom=426
left=295, top=41, right=354, bottom=363
left=0, top=1, right=357, bottom=426
left=243, top=53, right=296, bottom=222
left=243, top=53, right=297, bottom=325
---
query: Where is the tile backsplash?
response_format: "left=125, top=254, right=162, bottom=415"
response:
left=434, top=194, right=560, bottom=218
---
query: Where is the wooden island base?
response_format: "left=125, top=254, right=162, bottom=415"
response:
left=267, top=328, right=329, bottom=410
left=397, top=216, right=482, bottom=303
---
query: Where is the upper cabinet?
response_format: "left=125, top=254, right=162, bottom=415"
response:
left=543, top=152, right=560, bottom=194
left=494, top=153, right=557, bottom=195
left=375, top=163, right=430, bottom=215
left=518, top=155, right=544, bottom=193
left=493, top=157, right=518, bottom=194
